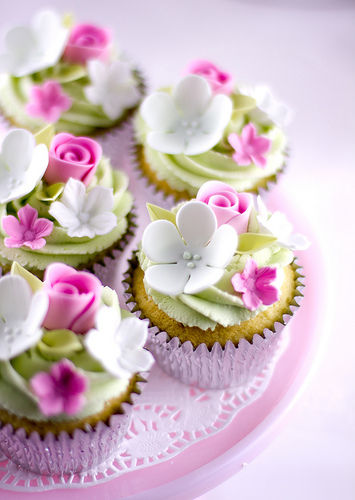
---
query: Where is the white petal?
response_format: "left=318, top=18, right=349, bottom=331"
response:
left=87, top=59, right=107, bottom=86
left=176, top=201, right=217, bottom=247
left=1, top=129, right=35, bottom=174
left=201, top=225, right=238, bottom=268
left=85, top=186, right=114, bottom=215
left=147, top=131, right=185, bottom=154
left=184, top=267, right=224, bottom=295
left=49, top=201, right=80, bottom=229
left=141, top=92, right=179, bottom=132
left=173, top=75, right=211, bottom=119
left=121, top=347, right=153, bottom=373
left=31, top=10, right=68, bottom=71
left=1, top=27, right=36, bottom=76
left=200, top=94, right=233, bottom=133
left=145, top=262, right=189, bottom=296
left=60, top=178, right=86, bottom=213
left=23, top=291, right=49, bottom=337
left=95, top=305, right=120, bottom=338
left=88, top=212, right=117, bottom=235
left=117, top=317, right=148, bottom=350
left=283, top=232, right=310, bottom=250
left=183, top=131, right=223, bottom=156
left=0, top=275, right=32, bottom=322
left=142, top=219, right=185, bottom=263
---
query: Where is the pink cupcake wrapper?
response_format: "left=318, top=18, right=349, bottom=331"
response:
left=124, top=256, right=304, bottom=389
left=0, top=377, right=146, bottom=476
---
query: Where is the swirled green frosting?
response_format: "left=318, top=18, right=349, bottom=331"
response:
left=0, top=61, right=141, bottom=135
left=138, top=205, right=294, bottom=331
left=135, top=90, right=287, bottom=194
left=0, top=156, right=133, bottom=271
left=0, top=286, right=132, bottom=422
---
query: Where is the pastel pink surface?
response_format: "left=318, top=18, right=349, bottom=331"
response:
left=0, top=185, right=322, bottom=500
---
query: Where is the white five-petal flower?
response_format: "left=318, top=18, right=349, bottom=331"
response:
left=140, top=75, right=233, bottom=155
left=0, top=129, right=48, bottom=204
left=84, top=306, right=154, bottom=379
left=238, top=84, right=292, bottom=127
left=0, top=275, right=48, bottom=361
left=256, top=196, right=310, bottom=250
left=49, top=178, right=117, bottom=238
left=84, top=59, right=141, bottom=120
left=142, top=201, right=238, bottom=296
left=0, top=10, right=68, bottom=77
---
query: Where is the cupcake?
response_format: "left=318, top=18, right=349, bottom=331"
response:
left=125, top=181, right=309, bottom=389
left=0, top=127, right=133, bottom=277
left=134, top=60, right=290, bottom=200
left=0, top=262, right=154, bottom=475
left=0, top=9, right=143, bottom=135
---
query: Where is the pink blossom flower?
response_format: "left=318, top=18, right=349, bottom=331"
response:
left=42, top=263, right=101, bottom=334
left=63, top=23, right=111, bottom=64
left=231, top=258, right=279, bottom=311
left=196, top=181, right=252, bottom=234
left=228, top=123, right=271, bottom=168
left=26, top=81, right=72, bottom=123
left=183, top=59, right=234, bottom=95
left=2, top=204, right=53, bottom=250
left=44, top=133, right=102, bottom=186
left=31, top=359, right=88, bottom=416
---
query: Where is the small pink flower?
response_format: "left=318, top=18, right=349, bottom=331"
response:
left=183, top=59, right=234, bottom=95
left=2, top=204, right=53, bottom=250
left=228, top=123, right=271, bottom=168
left=42, top=263, right=101, bottom=334
left=231, top=258, right=279, bottom=311
left=44, top=133, right=102, bottom=186
left=31, top=359, right=88, bottom=416
left=63, top=23, right=111, bottom=64
left=196, top=181, right=252, bottom=234
left=26, top=81, right=72, bottom=123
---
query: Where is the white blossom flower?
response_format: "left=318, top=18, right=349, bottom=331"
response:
left=0, top=10, right=68, bottom=77
left=0, top=129, right=48, bottom=204
left=140, top=75, right=233, bottom=155
left=49, top=178, right=117, bottom=238
left=142, top=201, right=238, bottom=296
left=84, top=59, right=141, bottom=120
left=238, top=84, right=292, bottom=127
left=84, top=306, right=154, bottom=379
left=0, top=275, right=48, bottom=361
left=256, top=196, right=310, bottom=250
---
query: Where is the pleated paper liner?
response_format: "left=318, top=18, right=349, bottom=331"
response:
left=124, top=254, right=304, bottom=390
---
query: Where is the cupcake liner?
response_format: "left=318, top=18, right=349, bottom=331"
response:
left=0, top=376, right=146, bottom=476
left=124, top=255, right=304, bottom=389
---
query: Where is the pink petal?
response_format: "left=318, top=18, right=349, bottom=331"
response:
left=196, top=180, right=236, bottom=204
left=63, top=23, right=111, bottom=64
left=23, top=238, right=47, bottom=250
left=64, top=394, right=86, bottom=415
left=232, top=151, right=252, bottom=165
left=256, top=283, right=279, bottom=306
left=33, top=218, right=54, bottom=238
left=242, top=123, right=256, bottom=143
left=17, top=205, right=38, bottom=229
left=231, top=272, right=247, bottom=294
left=242, top=289, right=262, bottom=311
left=30, top=372, right=55, bottom=398
left=4, top=237, right=24, bottom=248
left=251, top=154, right=267, bottom=168
left=228, top=132, right=243, bottom=151
left=252, top=136, right=271, bottom=155
left=38, top=394, right=64, bottom=416
left=2, top=215, right=24, bottom=239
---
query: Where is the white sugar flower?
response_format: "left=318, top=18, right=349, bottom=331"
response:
left=0, top=275, right=48, bottom=361
left=238, top=84, right=292, bottom=127
left=84, top=59, right=141, bottom=120
left=256, top=196, right=310, bottom=250
left=0, top=129, right=48, bottom=204
left=140, top=75, right=233, bottom=155
left=84, top=306, right=154, bottom=379
left=49, top=178, right=117, bottom=238
left=0, top=10, right=68, bottom=77
left=142, top=201, right=238, bottom=296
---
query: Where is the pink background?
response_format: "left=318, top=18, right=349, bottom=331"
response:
left=0, top=0, right=354, bottom=498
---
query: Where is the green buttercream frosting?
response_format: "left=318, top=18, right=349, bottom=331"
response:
left=0, top=61, right=141, bottom=135
left=138, top=205, right=294, bottom=331
left=0, top=156, right=133, bottom=270
left=134, top=87, right=287, bottom=194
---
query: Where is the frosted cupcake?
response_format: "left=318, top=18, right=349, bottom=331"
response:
left=135, top=60, right=290, bottom=199
left=0, top=10, right=143, bottom=135
left=0, top=262, right=154, bottom=475
left=0, top=127, right=133, bottom=277
left=126, top=181, right=308, bottom=389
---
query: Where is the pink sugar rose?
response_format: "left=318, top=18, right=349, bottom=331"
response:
left=31, top=359, right=88, bottom=416
left=196, top=181, right=252, bottom=234
left=42, top=263, right=102, bottom=334
left=63, top=23, right=111, bottom=64
left=44, top=133, right=102, bottom=186
left=228, top=123, right=271, bottom=168
left=231, top=258, right=279, bottom=311
left=26, top=81, right=72, bottom=123
left=2, top=204, right=53, bottom=250
left=183, top=59, right=234, bottom=95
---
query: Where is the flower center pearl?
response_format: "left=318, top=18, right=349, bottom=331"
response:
left=182, top=251, right=202, bottom=270
left=181, top=119, right=199, bottom=137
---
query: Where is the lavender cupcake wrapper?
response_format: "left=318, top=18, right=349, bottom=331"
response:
left=0, top=376, right=146, bottom=476
left=124, top=256, right=304, bottom=389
